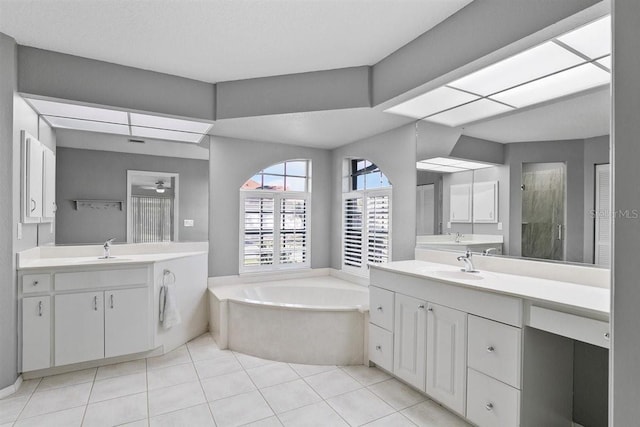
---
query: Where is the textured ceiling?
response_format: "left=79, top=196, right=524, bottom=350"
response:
left=462, top=87, right=611, bottom=143
left=0, top=0, right=472, bottom=83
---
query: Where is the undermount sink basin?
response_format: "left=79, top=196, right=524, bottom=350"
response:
left=430, top=270, right=487, bottom=281
left=74, top=257, right=134, bottom=263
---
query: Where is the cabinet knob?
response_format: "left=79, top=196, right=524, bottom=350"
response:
left=33, top=281, right=38, bottom=286
left=604, top=332, right=610, bottom=340
left=485, top=402, right=494, bottom=411
left=486, top=346, right=495, bottom=353
left=418, top=304, right=425, bottom=309
left=375, top=345, right=382, bottom=351
left=377, top=306, right=383, bottom=311
left=427, top=307, right=433, bottom=312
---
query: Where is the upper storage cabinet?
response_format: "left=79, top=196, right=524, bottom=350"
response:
left=21, top=131, right=56, bottom=223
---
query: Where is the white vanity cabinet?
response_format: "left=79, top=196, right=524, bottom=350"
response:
left=393, top=293, right=427, bottom=390
left=21, top=131, right=56, bottom=224
left=22, top=296, right=51, bottom=372
left=55, top=292, right=105, bottom=366
left=104, top=287, right=150, bottom=358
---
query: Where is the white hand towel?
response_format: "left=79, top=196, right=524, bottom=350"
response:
left=161, top=270, right=181, bottom=330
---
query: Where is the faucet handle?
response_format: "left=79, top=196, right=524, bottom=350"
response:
left=104, top=238, right=116, bottom=247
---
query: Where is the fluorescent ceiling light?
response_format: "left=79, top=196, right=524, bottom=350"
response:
left=557, top=15, right=611, bottom=59
left=417, top=163, right=466, bottom=173
left=452, top=160, right=495, bottom=170
left=448, top=42, right=585, bottom=96
left=131, top=126, right=204, bottom=143
left=597, top=55, right=611, bottom=70
left=29, top=98, right=129, bottom=124
left=385, top=87, right=479, bottom=119
left=491, top=63, right=610, bottom=108
left=130, top=113, right=212, bottom=134
left=420, top=157, right=463, bottom=166
left=425, top=99, right=513, bottom=127
left=418, top=157, right=495, bottom=172
left=44, top=116, right=130, bottom=135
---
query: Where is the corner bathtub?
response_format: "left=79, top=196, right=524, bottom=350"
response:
left=209, top=276, right=369, bottom=365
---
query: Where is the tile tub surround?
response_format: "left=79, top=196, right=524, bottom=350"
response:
left=210, top=276, right=369, bottom=365
left=0, top=333, right=470, bottom=427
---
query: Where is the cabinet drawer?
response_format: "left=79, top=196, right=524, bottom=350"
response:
left=468, top=315, right=521, bottom=388
left=467, top=368, right=520, bottom=427
left=528, top=306, right=610, bottom=349
left=369, top=286, right=394, bottom=331
left=55, top=268, right=147, bottom=291
left=22, top=274, right=51, bottom=294
left=369, top=324, right=393, bottom=372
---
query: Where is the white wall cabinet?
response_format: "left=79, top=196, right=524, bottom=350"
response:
left=21, top=131, right=56, bottom=224
left=55, top=292, right=105, bottom=366
left=450, top=183, right=471, bottom=223
left=22, top=296, right=51, bottom=371
left=105, top=287, right=150, bottom=358
left=393, top=293, right=427, bottom=390
left=426, top=303, right=467, bottom=416
left=473, top=181, right=498, bottom=223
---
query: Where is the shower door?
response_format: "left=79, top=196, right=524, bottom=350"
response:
left=521, top=162, right=566, bottom=261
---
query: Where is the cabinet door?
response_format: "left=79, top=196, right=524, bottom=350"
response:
left=450, top=183, right=471, bottom=223
left=393, top=293, right=427, bottom=390
left=42, top=146, right=56, bottom=221
left=55, top=292, right=104, bottom=366
left=22, top=296, right=51, bottom=371
left=472, top=181, right=498, bottom=223
left=426, top=303, right=467, bottom=416
left=22, top=133, right=43, bottom=222
left=105, top=288, right=150, bottom=358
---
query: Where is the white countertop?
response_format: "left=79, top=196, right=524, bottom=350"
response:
left=18, top=251, right=208, bottom=270
left=371, top=260, right=610, bottom=317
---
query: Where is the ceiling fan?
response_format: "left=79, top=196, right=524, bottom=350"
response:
left=140, top=180, right=169, bottom=193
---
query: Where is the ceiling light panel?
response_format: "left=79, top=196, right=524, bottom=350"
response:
left=44, top=116, right=130, bottom=135
left=385, top=87, right=479, bottom=119
left=29, top=98, right=128, bottom=124
left=491, top=63, right=610, bottom=108
left=452, top=160, right=494, bottom=170
left=557, top=15, right=611, bottom=59
left=131, top=126, right=204, bottom=143
left=448, top=42, right=585, bottom=96
left=416, top=163, right=467, bottom=173
left=597, top=55, right=611, bottom=70
left=420, top=157, right=463, bottom=166
left=130, top=113, right=212, bottom=134
left=425, top=99, right=513, bottom=127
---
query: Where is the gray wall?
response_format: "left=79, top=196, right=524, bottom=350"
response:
left=612, top=0, right=640, bottom=423
left=331, top=123, right=417, bottom=269
left=55, top=147, right=209, bottom=245
left=208, top=136, right=331, bottom=277
left=0, top=32, right=17, bottom=389
left=583, top=135, right=610, bottom=264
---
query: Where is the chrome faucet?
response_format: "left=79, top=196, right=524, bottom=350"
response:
left=457, top=250, right=478, bottom=272
left=455, top=232, right=462, bottom=243
left=102, top=238, right=116, bottom=259
left=483, top=247, right=497, bottom=256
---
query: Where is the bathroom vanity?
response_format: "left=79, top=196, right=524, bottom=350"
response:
left=17, top=242, right=209, bottom=376
left=369, top=257, right=609, bottom=427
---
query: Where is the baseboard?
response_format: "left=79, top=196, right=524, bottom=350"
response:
left=0, top=375, right=23, bottom=399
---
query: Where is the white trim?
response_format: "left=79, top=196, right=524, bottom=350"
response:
left=0, top=375, right=23, bottom=400
left=126, top=170, right=180, bottom=243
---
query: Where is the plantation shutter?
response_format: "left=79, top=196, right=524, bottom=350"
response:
left=242, top=195, right=275, bottom=268
left=131, top=196, right=172, bottom=243
left=343, top=195, right=364, bottom=269
left=367, top=193, right=391, bottom=264
left=595, top=164, right=610, bottom=267
left=280, top=197, right=308, bottom=264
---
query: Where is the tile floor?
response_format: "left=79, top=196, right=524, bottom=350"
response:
left=0, top=333, right=470, bottom=427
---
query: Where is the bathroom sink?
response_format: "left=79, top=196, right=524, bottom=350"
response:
left=430, top=270, right=487, bottom=281
left=73, top=257, right=134, bottom=263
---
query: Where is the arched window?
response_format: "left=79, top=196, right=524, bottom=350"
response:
left=343, top=159, right=392, bottom=275
left=240, top=160, right=310, bottom=272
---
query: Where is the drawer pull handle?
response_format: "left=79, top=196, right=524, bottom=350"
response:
left=485, top=402, right=494, bottom=411
left=375, top=345, right=382, bottom=351
left=110, top=294, right=114, bottom=309
left=93, top=296, right=98, bottom=311
left=38, top=301, right=43, bottom=317
left=604, top=332, right=610, bottom=340
left=418, top=304, right=425, bottom=309
left=427, top=307, right=433, bottom=312
left=486, top=346, right=495, bottom=353
left=377, top=306, right=383, bottom=311
left=33, top=281, right=39, bottom=286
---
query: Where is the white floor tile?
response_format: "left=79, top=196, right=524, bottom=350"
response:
left=188, top=337, right=232, bottom=362
left=340, top=365, right=391, bottom=386
left=368, top=379, right=426, bottom=410
left=147, top=346, right=192, bottom=371
left=278, top=401, right=348, bottom=427
left=36, top=368, right=96, bottom=392
left=241, top=415, right=283, bottom=426
left=95, top=359, right=146, bottom=381
left=200, top=371, right=256, bottom=402
left=13, top=406, right=85, bottom=427
left=10, top=379, right=41, bottom=399
left=20, top=382, right=91, bottom=419
left=120, top=420, right=149, bottom=427
left=260, top=379, right=322, bottom=414
left=89, top=372, right=147, bottom=403
left=148, top=381, right=206, bottom=417
left=82, top=392, right=148, bottom=427
left=150, top=403, right=215, bottom=427
left=147, top=362, right=198, bottom=391
left=327, top=388, right=395, bottom=426
left=362, top=412, right=417, bottom=426
left=194, top=355, right=243, bottom=380
left=401, top=400, right=470, bottom=427
left=288, top=363, right=337, bottom=378
left=303, top=369, right=362, bottom=399
left=209, top=390, right=274, bottom=427
left=246, top=363, right=299, bottom=389
left=234, top=353, right=277, bottom=370
left=0, top=395, right=30, bottom=424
